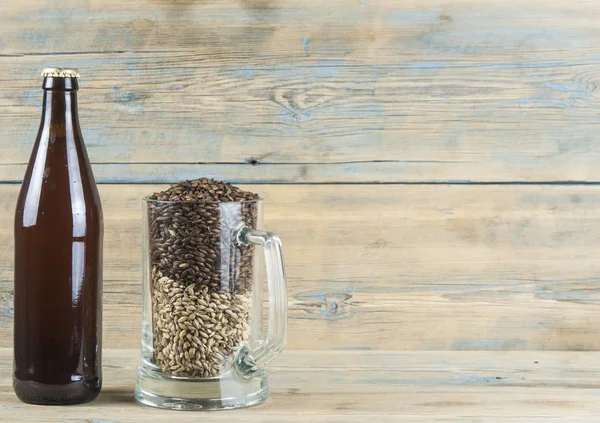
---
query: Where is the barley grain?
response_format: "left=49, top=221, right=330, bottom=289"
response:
left=148, top=178, right=258, bottom=378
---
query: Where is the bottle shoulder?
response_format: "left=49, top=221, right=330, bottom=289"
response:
left=15, top=174, right=102, bottom=228
left=18, top=100, right=102, bottom=228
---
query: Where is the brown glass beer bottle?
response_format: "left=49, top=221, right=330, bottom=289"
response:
left=13, top=68, right=103, bottom=405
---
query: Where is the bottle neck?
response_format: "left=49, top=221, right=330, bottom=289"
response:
left=41, top=78, right=80, bottom=135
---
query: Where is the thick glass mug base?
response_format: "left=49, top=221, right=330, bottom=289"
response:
left=135, top=363, right=270, bottom=411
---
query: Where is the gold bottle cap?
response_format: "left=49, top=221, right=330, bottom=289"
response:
left=41, top=68, right=80, bottom=78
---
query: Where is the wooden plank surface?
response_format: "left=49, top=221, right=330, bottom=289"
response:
left=1, top=349, right=600, bottom=421
left=1, top=184, right=600, bottom=351
left=1, top=0, right=600, bottom=182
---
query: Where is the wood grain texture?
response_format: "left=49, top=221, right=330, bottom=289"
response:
left=1, top=184, right=600, bottom=351
left=1, top=0, right=600, bottom=182
left=1, top=349, right=600, bottom=421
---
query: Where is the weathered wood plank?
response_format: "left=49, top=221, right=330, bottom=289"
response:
left=4, top=0, right=600, bottom=55
left=1, top=184, right=600, bottom=350
left=1, top=0, right=600, bottom=182
left=1, top=349, right=600, bottom=421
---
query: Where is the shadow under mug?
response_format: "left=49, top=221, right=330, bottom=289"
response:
left=135, top=197, right=287, bottom=410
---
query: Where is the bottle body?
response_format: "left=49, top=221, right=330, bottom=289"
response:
left=13, top=73, right=103, bottom=405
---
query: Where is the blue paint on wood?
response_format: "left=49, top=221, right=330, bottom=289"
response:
left=339, top=346, right=372, bottom=350
left=317, top=60, right=346, bottom=67
left=119, top=92, right=146, bottom=108
left=555, top=290, right=586, bottom=301
left=352, top=105, right=385, bottom=118
left=515, top=98, right=571, bottom=107
left=394, top=61, right=576, bottom=70
left=458, top=375, right=503, bottom=384
left=419, top=27, right=592, bottom=54
left=16, top=30, right=47, bottom=42
left=542, top=82, right=573, bottom=92
left=231, top=66, right=256, bottom=78
left=294, top=291, right=353, bottom=320
left=280, top=108, right=313, bottom=125
left=407, top=63, right=448, bottom=70
left=0, top=306, right=13, bottom=322
left=367, top=352, right=412, bottom=357
left=301, top=37, right=309, bottom=56
left=387, top=9, right=441, bottom=25
left=312, top=66, right=343, bottom=76
left=21, top=89, right=42, bottom=109
left=126, top=104, right=144, bottom=110
left=453, top=338, right=526, bottom=350
left=23, top=8, right=292, bottom=25
left=0, top=295, right=13, bottom=323
left=36, top=9, right=66, bottom=19
left=535, top=288, right=599, bottom=303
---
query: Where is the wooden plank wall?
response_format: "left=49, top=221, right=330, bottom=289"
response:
left=1, top=0, right=599, bottom=351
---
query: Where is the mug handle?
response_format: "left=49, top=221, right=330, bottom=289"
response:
left=234, top=226, right=287, bottom=376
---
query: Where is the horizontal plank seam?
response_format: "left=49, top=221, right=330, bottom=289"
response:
left=1, top=181, right=600, bottom=185
left=0, top=49, right=191, bottom=57
left=1, top=55, right=599, bottom=70
left=0, top=160, right=471, bottom=166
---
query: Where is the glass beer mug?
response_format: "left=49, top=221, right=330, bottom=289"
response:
left=135, top=196, right=287, bottom=410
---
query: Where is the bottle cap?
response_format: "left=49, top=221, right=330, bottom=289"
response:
left=41, top=68, right=80, bottom=78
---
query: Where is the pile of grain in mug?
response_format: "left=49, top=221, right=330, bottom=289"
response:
left=148, top=178, right=259, bottom=378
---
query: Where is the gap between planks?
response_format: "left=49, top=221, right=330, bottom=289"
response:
left=2, top=163, right=600, bottom=185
